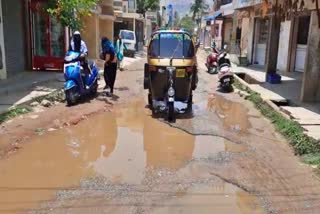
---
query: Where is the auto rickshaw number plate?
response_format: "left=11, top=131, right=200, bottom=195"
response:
left=176, top=69, right=185, bottom=78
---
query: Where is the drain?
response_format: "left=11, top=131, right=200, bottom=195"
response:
left=236, top=73, right=261, bottom=84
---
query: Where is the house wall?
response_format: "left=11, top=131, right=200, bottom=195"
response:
left=100, top=19, right=113, bottom=41
left=277, top=20, right=291, bottom=72
left=247, top=16, right=255, bottom=63
left=240, top=17, right=250, bottom=57
left=0, top=0, right=6, bottom=79
left=81, top=14, right=99, bottom=59
left=1, top=0, right=25, bottom=78
left=301, top=10, right=320, bottom=102
left=223, top=19, right=233, bottom=45
left=212, top=20, right=223, bottom=49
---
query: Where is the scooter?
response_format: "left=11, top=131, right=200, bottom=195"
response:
left=205, top=46, right=219, bottom=74
left=217, top=48, right=234, bottom=92
left=64, top=51, right=99, bottom=106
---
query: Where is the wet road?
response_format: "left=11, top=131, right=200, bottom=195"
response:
left=1, top=53, right=320, bottom=213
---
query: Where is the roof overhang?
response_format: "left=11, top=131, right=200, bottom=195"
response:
left=203, top=11, right=222, bottom=21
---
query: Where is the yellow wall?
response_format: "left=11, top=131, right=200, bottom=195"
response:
left=99, top=19, right=114, bottom=43
left=81, top=14, right=114, bottom=59
left=81, top=14, right=99, bottom=59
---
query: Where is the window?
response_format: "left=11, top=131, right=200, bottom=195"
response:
left=121, top=31, right=135, bottom=40
left=114, top=1, right=122, bottom=7
left=297, top=16, right=310, bottom=45
left=148, top=33, right=194, bottom=58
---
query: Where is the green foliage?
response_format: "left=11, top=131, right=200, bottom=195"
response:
left=0, top=107, right=32, bottom=124
left=137, top=0, right=160, bottom=14
left=179, top=16, right=195, bottom=34
left=31, top=89, right=65, bottom=104
left=234, top=78, right=320, bottom=157
left=190, top=0, right=210, bottom=21
left=302, top=153, right=320, bottom=166
left=47, top=0, right=99, bottom=30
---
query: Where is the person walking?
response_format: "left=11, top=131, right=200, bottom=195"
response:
left=101, top=37, right=117, bottom=97
left=116, top=35, right=127, bottom=71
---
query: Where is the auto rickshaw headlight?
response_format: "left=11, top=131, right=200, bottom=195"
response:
left=168, top=87, right=175, bottom=97
left=167, top=67, right=175, bottom=75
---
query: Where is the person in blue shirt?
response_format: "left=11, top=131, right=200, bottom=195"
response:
left=101, top=37, right=117, bottom=96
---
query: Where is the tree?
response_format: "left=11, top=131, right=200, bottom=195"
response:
left=190, top=0, right=209, bottom=21
left=137, top=0, right=160, bottom=14
left=180, top=15, right=195, bottom=34
left=190, top=0, right=210, bottom=35
left=47, top=0, right=100, bottom=30
left=174, top=11, right=180, bottom=27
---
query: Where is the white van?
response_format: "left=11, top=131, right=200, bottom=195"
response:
left=119, top=30, right=136, bottom=57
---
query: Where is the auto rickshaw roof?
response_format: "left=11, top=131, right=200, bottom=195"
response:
left=153, top=27, right=190, bottom=35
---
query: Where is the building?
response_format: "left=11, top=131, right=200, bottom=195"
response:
left=81, top=0, right=115, bottom=60
left=232, top=0, right=320, bottom=102
left=0, top=0, right=115, bottom=80
left=203, top=0, right=235, bottom=49
left=113, top=0, right=144, bottom=51
left=145, top=10, right=159, bottom=44
left=0, top=0, right=70, bottom=80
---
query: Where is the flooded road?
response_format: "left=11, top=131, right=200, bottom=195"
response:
left=1, top=55, right=320, bottom=214
left=0, top=99, right=262, bottom=214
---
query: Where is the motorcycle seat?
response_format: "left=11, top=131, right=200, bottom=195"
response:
left=219, top=63, right=230, bottom=68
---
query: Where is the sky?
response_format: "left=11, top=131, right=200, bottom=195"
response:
left=160, top=0, right=214, bottom=17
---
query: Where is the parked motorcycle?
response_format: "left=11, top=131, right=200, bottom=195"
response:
left=205, top=46, right=219, bottom=74
left=64, top=51, right=99, bottom=106
left=217, top=47, right=234, bottom=92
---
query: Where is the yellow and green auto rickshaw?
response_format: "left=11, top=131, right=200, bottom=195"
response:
left=144, top=28, right=198, bottom=122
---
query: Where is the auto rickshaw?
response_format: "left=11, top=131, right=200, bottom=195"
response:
left=144, top=28, right=198, bottom=122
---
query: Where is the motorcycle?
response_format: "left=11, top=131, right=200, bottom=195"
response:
left=64, top=51, right=99, bottom=106
left=205, top=47, right=219, bottom=74
left=217, top=48, right=234, bottom=92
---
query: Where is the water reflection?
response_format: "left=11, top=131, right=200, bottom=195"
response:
left=207, top=94, right=251, bottom=134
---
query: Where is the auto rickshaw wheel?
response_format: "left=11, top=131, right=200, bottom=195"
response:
left=168, top=102, right=175, bottom=123
left=187, top=93, right=193, bottom=110
left=148, top=93, right=153, bottom=108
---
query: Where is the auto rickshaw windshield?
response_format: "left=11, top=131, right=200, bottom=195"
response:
left=148, top=33, right=194, bottom=58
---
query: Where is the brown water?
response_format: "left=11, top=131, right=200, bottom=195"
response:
left=0, top=99, right=261, bottom=214
left=207, top=94, right=251, bottom=134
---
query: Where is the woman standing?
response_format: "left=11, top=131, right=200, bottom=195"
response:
left=101, top=37, right=117, bottom=97
left=116, top=35, right=127, bottom=71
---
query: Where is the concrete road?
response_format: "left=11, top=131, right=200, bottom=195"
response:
left=0, top=54, right=320, bottom=214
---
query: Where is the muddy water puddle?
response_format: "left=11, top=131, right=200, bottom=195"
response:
left=0, top=99, right=258, bottom=213
left=151, top=183, right=263, bottom=214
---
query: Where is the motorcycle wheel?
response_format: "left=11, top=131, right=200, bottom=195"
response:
left=91, top=80, right=98, bottom=95
left=66, top=87, right=78, bottom=106
left=213, top=67, right=218, bottom=74
left=222, top=83, right=233, bottom=93
left=167, top=102, right=175, bottom=123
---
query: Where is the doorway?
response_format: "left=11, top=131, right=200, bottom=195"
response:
left=30, top=0, right=65, bottom=70
left=294, top=16, right=310, bottom=72
left=253, top=17, right=269, bottom=66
